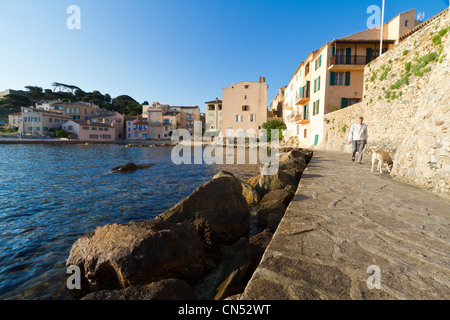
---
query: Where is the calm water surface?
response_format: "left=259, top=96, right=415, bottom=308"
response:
left=0, top=144, right=261, bottom=299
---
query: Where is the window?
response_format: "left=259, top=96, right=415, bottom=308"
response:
left=315, top=54, right=322, bottom=70
left=89, top=134, right=99, bottom=139
left=242, top=105, right=250, bottom=111
left=82, top=126, right=89, bottom=130
left=405, top=20, right=409, bottom=27
left=91, top=127, right=97, bottom=131
left=314, top=76, right=321, bottom=92
left=49, top=118, right=52, bottom=123
left=303, top=104, right=309, bottom=120
left=244, top=85, right=250, bottom=89
left=244, top=95, right=247, bottom=100
left=330, top=72, right=344, bottom=86
left=304, top=129, right=307, bottom=139
left=208, top=106, right=215, bottom=111
left=249, top=114, right=256, bottom=122
left=236, top=115, right=243, bottom=122
left=313, top=100, right=320, bottom=115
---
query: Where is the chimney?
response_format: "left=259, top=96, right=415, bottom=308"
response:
left=259, top=76, right=266, bottom=83
left=216, top=97, right=218, bottom=102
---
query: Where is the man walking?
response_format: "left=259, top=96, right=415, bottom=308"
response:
left=348, top=117, right=368, bottom=164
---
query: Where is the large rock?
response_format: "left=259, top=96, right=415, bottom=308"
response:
left=193, top=238, right=251, bottom=300
left=109, top=162, right=153, bottom=174
left=255, top=169, right=298, bottom=196
left=81, top=278, right=196, bottom=300
left=260, top=189, right=295, bottom=207
left=279, top=150, right=307, bottom=181
left=157, top=176, right=250, bottom=247
left=66, top=220, right=204, bottom=289
left=256, top=200, right=286, bottom=229
left=213, top=171, right=261, bottom=207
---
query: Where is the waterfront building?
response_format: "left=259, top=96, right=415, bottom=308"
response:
left=125, top=116, right=149, bottom=140
left=221, top=77, right=268, bottom=138
left=90, top=111, right=125, bottom=140
left=8, top=112, right=22, bottom=130
left=268, top=86, right=286, bottom=121
left=279, top=9, right=422, bottom=148
left=19, top=107, right=71, bottom=136
left=169, top=106, right=201, bottom=134
left=62, top=120, right=116, bottom=142
left=205, top=98, right=222, bottom=135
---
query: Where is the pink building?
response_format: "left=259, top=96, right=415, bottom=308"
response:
left=125, top=117, right=148, bottom=140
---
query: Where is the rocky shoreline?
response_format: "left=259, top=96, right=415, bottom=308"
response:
left=65, top=147, right=313, bottom=300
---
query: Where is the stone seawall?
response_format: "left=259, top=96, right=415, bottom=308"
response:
left=319, top=8, right=450, bottom=198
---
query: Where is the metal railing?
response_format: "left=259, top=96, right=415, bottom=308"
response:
left=329, top=55, right=379, bottom=66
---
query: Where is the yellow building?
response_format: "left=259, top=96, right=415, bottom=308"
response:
left=281, top=9, right=422, bottom=148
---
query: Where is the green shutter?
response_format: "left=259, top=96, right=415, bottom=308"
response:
left=366, top=48, right=373, bottom=64
left=314, top=134, right=319, bottom=146
left=331, top=46, right=335, bottom=57
left=319, top=55, right=322, bottom=67
left=345, top=71, right=351, bottom=86
left=317, top=100, right=320, bottom=114
left=306, top=103, right=309, bottom=120
left=346, top=48, right=352, bottom=64
left=330, top=71, right=335, bottom=86
left=314, top=79, right=316, bottom=93
left=318, top=76, right=321, bottom=91
left=341, top=98, right=349, bottom=109
left=312, top=101, right=316, bottom=115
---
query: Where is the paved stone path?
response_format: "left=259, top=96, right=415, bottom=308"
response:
left=242, top=150, right=450, bottom=300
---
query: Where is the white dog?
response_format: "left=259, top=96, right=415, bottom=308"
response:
left=371, top=147, right=393, bottom=174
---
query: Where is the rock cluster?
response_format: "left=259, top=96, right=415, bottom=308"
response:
left=65, top=147, right=312, bottom=300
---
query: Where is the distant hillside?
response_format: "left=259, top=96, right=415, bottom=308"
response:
left=0, top=84, right=146, bottom=120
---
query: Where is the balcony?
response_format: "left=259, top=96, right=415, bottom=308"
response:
left=286, top=113, right=302, bottom=123
left=295, top=83, right=310, bottom=106
left=328, top=55, right=378, bottom=72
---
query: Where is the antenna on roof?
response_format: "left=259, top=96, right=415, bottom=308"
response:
left=417, top=12, right=425, bottom=21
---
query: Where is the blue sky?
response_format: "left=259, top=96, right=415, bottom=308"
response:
left=0, top=0, right=448, bottom=112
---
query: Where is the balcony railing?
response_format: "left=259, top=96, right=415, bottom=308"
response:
left=286, top=113, right=302, bottom=123
left=295, top=82, right=310, bottom=105
left=329, top=54, right=379, bottom=66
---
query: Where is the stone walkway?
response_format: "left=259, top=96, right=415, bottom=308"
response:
left=242, top=150, right=450, bottom=300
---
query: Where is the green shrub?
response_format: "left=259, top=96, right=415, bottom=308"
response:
left=402, top=50, right=409, bottom=56
left=405, top=62, right=412, bottom=72
left=438, top=27, right=448, bottom=37
left=432, top=35, right=442, bottom=46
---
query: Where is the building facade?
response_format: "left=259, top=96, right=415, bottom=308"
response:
left=62, top=120, right=115, bottom=142
left=279, top=9, right=422, bottom=148
left=221, top=77, right=268, bottom=138
left=205, top=98, right=222, bottom=135
left=19, top=107, right=71, bottom=136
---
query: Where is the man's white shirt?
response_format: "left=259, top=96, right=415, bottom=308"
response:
left=348, top=123, right=368, bottom=142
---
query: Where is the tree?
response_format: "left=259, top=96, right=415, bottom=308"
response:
left=25, top=86, right=44, bottom=101
left=1, top=94, right=31, bottom=110
left=261, top=119, right=287, bottom=142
